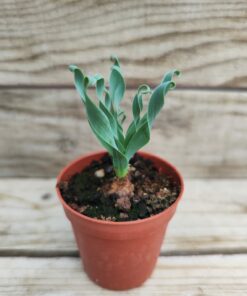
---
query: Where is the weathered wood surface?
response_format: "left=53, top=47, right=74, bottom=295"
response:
left=1, top=0, right=247, bottom=87
left=0, top=179, right=246, bottom=255
left=1, top=88, right=247, bottom=178
left=1, top=255, right=246, bottom=295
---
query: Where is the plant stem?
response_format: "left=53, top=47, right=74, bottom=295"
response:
left=115, top=166, right=129, bottom=178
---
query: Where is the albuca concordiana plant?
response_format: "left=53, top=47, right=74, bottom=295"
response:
left=69, top=56, right=179, bottom=178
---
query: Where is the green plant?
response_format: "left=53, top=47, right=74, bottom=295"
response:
left=69, top=56, right=179, bottom=178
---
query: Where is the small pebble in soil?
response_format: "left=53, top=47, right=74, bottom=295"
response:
left=129, top=166, right=136, bottom=172
left=119, top=212, right=129, bottom=220
left=94, top=169, right=105, bottom=178
left=78, top=205, right=88, bottom=213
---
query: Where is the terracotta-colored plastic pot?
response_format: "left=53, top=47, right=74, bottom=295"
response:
left=56, top=151, right=184, bottom=290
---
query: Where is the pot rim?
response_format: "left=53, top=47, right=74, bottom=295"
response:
left=56, top=150, right=184, bottom=226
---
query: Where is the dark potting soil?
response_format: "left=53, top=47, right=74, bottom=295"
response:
left=59, top=154, right=180, bottom=222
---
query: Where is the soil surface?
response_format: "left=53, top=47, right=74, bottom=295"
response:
left=59, top=154, right=180, bottom=222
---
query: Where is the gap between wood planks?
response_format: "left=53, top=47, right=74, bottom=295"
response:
left=1, top=84, right=247, bottom=93
left=0, top=248, right=247, bottom=258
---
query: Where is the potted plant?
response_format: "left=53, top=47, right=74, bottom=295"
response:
left=56, top=56, right=184, bottom=290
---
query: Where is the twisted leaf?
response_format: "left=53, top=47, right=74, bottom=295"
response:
left=109, top=62, right=125, bottom=111
left=69, top=57, right=179, bottom=178
left=132, top=84, right=151, bottom=126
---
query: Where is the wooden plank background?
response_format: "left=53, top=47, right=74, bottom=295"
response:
left=1, top=88, right=247, bottom=177
left=1, top=0, right=247, bottom=87
left=0, top=0, right=247, bottom=177
left=1, top=255, right=247, bottom=295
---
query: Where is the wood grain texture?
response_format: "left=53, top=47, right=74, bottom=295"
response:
left=1, top=88, right=247, bottom=177
left=1, top=0, right=247, bottom=87
left=0, top=255, right=246, bottom=295
left=0, top=179, right=246, bottom=254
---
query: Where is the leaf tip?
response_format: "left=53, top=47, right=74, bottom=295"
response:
left=68, top=64, right=77, bottom=72
left=174, top=69, right=181, bottom=77
left=169, top=81, right=176, bottom=90
left=110, top=54, right=120, bottom=67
